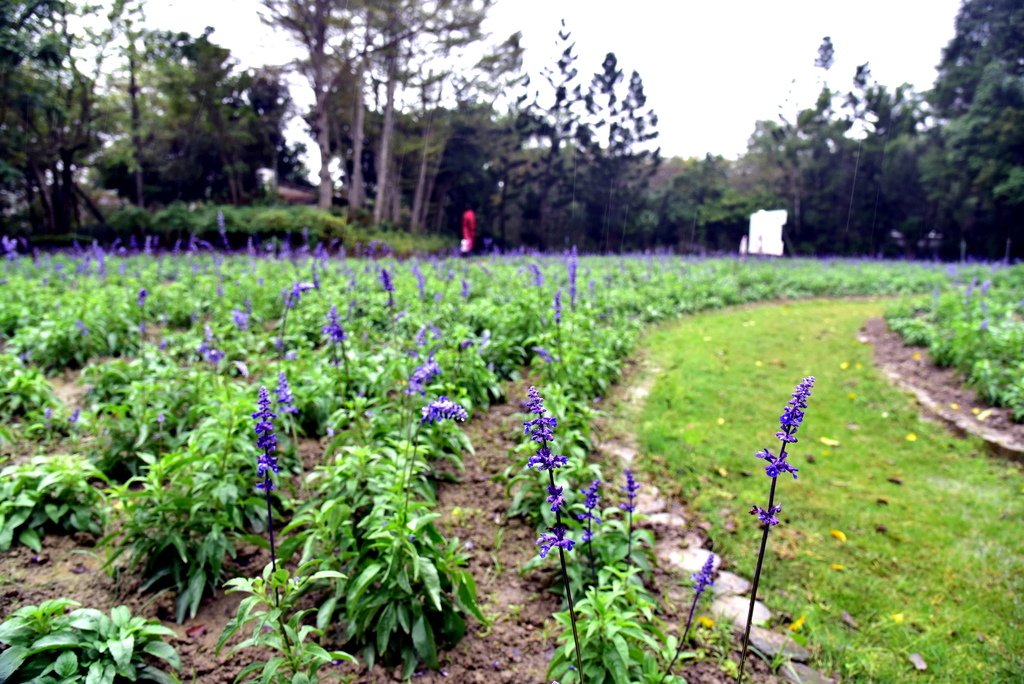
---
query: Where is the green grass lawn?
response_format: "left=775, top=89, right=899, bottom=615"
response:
left=634, top=298, right=1024, bottom=682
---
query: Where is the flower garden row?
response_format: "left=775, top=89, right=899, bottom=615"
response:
left=0, top=247, right=981, bottom=682
left=886, top=263, right=1024, bottom=420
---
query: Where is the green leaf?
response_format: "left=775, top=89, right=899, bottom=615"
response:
left=29, top=631, right=80, bottom=652
left=107, top=635, right=135, bottom=670
left=316, top=596, right=337, bottom=632
left=411, top=608, right=438, bottom=669
left=376, top=603, right=397, bottom=656
left=85, top=661, right=116, bottom=684
left=0, top=645, right=29, bottom=681
left=54, top=650, right=79, bottom=677
left=346, top=563, right=381, bottom=604
left=138, top=664, right=178, bottom=684
left=420, top=560, right=442, bottom=612
left=110, top=606, right=132, bottom=629
left=18, top=527, right=41, bottom=553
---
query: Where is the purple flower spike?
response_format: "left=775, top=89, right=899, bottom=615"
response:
left=379, top=268, right=395, bottom=307
left=282, top=278, right=313, bottom=309
left=755, top=447, right=799, bottom=480
left=577, top=479, right=602, bottom=530
left=137, top=288, right=148, bottom=307
left=421, top=396, right=468, bottom=424
left=232, top=308, right=250, bottom=331
left=750, top=504, right=782, bottom=527
left=322, top=304, right=347, bottom=343
left=253, top=386, right=278, bottom=491
left=526, top=445, right=569, bottom=471
left=776, top=376, right=815, bottom=443
left=275, top=372, right=298, bottom=415
left=523, top=386, right=558, bottom=443
left=692, top=553, right=715, bottom=594
left=536, top=524, right=574, bottom=559
left=545, top=484, right=565, bottom=512
left=620, top=469, right=640, bottom=512
left=407, top=358, right=441, bottom=396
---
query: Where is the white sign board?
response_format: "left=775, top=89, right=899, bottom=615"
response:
left=747, top=209, right=787, bottom=256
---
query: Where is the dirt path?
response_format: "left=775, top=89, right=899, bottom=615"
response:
left=405, top=388, right=559, bottom=683
left=861, top=317, right=1024, bottom=459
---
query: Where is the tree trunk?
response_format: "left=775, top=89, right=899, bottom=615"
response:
left=388, top=164, right=401, bottom=223
left=26, top=159, right=54, bottom=232
left=56, top=156, right=74, bottom=231
left=316, top=84, right=332, bottom=209
left=498, top=171, right=508, bottom=246
left=129, top=50, right=144, bottom=206
left=347, top=56, right=367, bottom=217
left=421, top=151, right=441, bottom=233
left=373, top=51, right=398, bottom=225
left=410, top=130, right=430, bottom=232
left=72, top=181, right=106, bottom=225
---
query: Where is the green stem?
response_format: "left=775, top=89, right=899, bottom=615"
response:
left=400, top=422, right=422, bottom=529
left=549, top=470, right=585, bottom=684
left=626, top=508, right=634, bottom=566
left=660, top=590, right=702, bottom=684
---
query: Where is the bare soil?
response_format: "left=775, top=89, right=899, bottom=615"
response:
left=860, top=317, right=1024, bottom=460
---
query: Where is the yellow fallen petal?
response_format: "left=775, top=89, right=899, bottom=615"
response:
left=971, top=407, right=981, bottom=415
left=789, top=614, right=807, bottom=631
left=912, top=352, right=922, bottom=361
left=830, top=529, right=848, bottom=543
left=755, top=360, right=763, bottom=367
left=905, top=433, right=918, bottom=442
left=716, top=417, right=725, bottom=425
left=892, top=613, right=905, bottom=624
left=840, top=361, right=850, bottom=370
left=830, top=564, right=846, bottom=571
left=949, top=402, right=960, bottom=410
left=819, top=437, right=841, bottom=447
left=977, top=408, right=993, bottom=421
left=847, top=392, right=857, bottom=400
left=716, top=467, right=729, bottom=477
left=697, top=616, right=714, bottom=629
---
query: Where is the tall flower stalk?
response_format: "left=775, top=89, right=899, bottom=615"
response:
left=400, top=396, right=468, bottom=526
left=620, top=469, right=640, bottom=565
left=252, top=386, right=280, bottom=572
left=277, top=281, right=313, bottom=357
left=524, top=386, right=585, bottom=682
left=322, top=304, right=351, bottom=390
left=738, top=376, right=815, bottom=683
left=661, top=553, right=715, bottom=683
left=136, top=287, right=148, bottom=339
left=578, top=479, right=601, bottom=586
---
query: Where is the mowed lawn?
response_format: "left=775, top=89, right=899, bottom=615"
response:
left=634, top=298, right=1024, bottom=682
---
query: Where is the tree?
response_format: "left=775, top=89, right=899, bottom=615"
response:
left=261, top=0, right=342, bottom=209
left=95, top=29, right=300, bottom=206
left=0, top=0, right=117, bottom=232
left=926, top=0, right=1024, bottom=259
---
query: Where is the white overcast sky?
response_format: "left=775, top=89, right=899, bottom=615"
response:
left=143, top=0, right=963, bottom=162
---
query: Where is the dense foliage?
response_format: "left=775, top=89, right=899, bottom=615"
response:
left=887, top=262, right=1024, bottom=419
left=0, top=245, right=974, bottom=680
